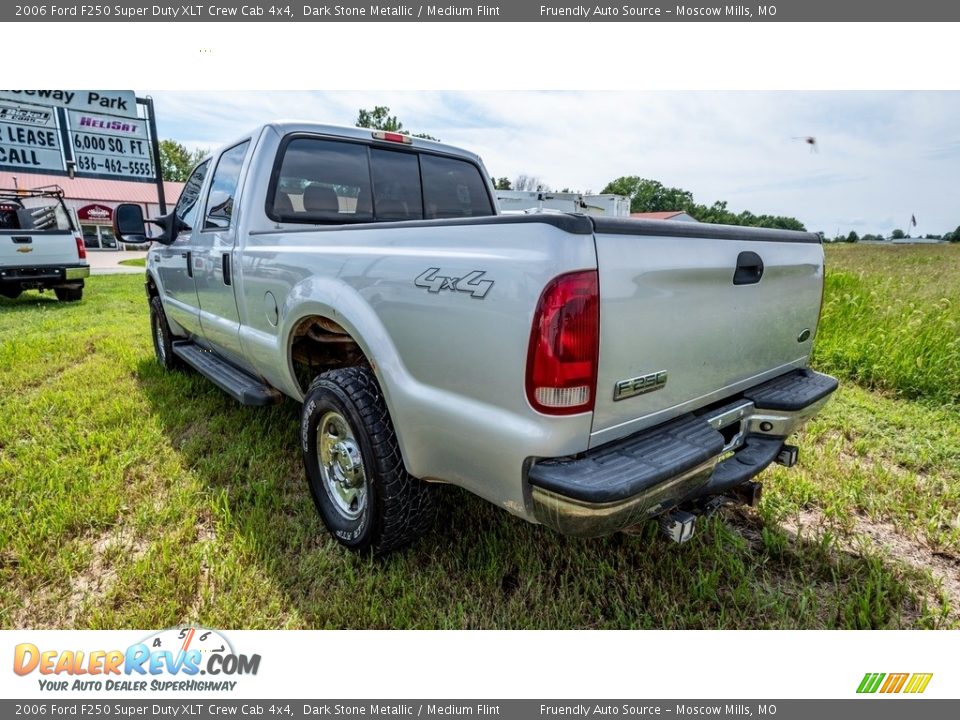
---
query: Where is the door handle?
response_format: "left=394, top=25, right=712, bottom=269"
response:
left=182, top=251, right=193, bottom=278
left=222, top=253, right=231, bottom=286
left=733, top=251, right=764, bottom=285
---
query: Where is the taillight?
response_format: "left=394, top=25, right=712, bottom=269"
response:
left=526, top=270, right=599, bottom=415
left=75, top=235, right=87, bottom=260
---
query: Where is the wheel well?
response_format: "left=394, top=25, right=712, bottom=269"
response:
left=290, top=315, right=368, bottom=395
left=146, top=273, right=159, bottom=298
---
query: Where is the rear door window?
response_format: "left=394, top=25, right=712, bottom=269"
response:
left=420, top=154, right=493, bottom=219
left=270, top=138, right=373, bottom=223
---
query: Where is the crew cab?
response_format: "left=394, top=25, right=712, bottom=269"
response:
left=113, top=122, right=837, bottom=555
left=0, top=186, right=89, bottom=301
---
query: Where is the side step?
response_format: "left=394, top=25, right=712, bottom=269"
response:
left=172, top=341, right=282, bottom=406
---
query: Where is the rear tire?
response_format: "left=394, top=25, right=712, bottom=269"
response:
left=54, top=287, right=83, bottom=302
left=0, top=288, right=21, bottom=300
left=301, top=366, right=435, bottom=556
left=149, top=295, right=184, bottom=371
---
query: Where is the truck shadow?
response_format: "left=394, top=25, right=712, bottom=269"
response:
left=135, top=358, right=946, bottom=630
left=0, top=293, right=70, bottom=313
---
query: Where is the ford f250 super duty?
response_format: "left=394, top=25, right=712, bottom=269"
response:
left=113, top=122, right=837, bottom=555
left=1, top=186, right=89, bottom=301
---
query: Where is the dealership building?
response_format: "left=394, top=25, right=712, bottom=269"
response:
left=0, top=171, right=183, bottom=250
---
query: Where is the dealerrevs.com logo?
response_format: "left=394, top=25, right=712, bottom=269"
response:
left=13, top=628, right=261, bottom=693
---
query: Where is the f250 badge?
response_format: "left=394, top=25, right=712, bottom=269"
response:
left=613, top=371, right=668, bottom=401
left=415, top=268, right=494, bottom=299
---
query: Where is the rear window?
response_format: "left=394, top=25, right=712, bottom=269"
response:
left=421, top=154, right=493, bottom=219
left=270, top=138, right=373, bottom=223
left=370, top=148, right=423, bottom=221
left=268, top=137, right=493, bottom=224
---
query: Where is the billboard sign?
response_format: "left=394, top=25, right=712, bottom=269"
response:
left=66, top=109, right=155, bottom=180
left=0, top=100, right=66, bottom=173
left=0, top=90, right=137, bottom=118
left=0, top=91, right=159, bottom=183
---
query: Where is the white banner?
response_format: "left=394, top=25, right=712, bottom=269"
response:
left=1, top=630, right=955, bottom=700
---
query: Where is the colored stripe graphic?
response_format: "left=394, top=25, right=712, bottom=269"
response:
left=857, top=672, right=932, bottom=694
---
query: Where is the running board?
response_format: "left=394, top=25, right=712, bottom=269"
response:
left=171, top=341, right=282, bottom=406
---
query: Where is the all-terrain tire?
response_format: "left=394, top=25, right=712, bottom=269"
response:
left=301, top=366, right=435, bottom=556
left=149, top=295, right=184, bottom=371
left=54, top=287, right=83, bottom=302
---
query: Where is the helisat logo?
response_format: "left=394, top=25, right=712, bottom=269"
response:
left=13, top=628, right=261, bottom=692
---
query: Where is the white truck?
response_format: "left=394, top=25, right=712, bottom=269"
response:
left=113, top=122, right=837, bottom=555
left=0, top=186, right=89, bottom=301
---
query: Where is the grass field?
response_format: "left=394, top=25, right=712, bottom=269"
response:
left=1, top=244, right=958, bottom=629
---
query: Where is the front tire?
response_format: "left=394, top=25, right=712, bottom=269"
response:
left=149, top=295, right=184, bottom=371
left=301, top=366, right=434, bottom=556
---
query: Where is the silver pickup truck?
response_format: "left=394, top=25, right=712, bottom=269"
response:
left=114, top=122, right=837, bottom=555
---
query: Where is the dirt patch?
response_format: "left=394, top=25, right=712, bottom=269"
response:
left=187, top=511, right=217, bottom=620
left=12, top=527, right=150, bottom=628
left=784, top=507, right=960, bottom=620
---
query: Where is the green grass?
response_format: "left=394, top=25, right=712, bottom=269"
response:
left=1, top=247, right=958, bottom=629
left=815, top=244, right=960, bottom=406
left=117, top=258, right=146, bottom=267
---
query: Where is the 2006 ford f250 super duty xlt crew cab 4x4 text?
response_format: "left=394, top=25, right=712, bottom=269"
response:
left=113, top=122, right=837, bottom=555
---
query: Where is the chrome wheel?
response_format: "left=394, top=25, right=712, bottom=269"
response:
left=153, top=311, right=167, bottom=363
left=317, top=411, right=367, bottom=520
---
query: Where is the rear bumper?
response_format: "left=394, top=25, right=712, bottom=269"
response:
left=0, top=263, right=89, bottom=286
left=529, top=368, right=838, bottom=537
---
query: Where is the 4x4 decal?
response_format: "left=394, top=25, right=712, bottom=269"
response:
left=415, top=268, right=494, bottom=299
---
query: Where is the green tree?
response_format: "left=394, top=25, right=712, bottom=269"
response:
left=158, top=139, right=209, bottom=182
left=846, top=231, right=860, bottom=243
left=601, top=176, right=694, bottom=213
left=494, top=177, right=512, bottom=190
left=355, top=106, right=438, bottom=141
left=601, top=175, right=805, bottom=230
left=891, top=228, right=906, bottom=239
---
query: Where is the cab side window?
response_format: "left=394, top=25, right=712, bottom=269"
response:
left=175, top=159, right=211, bottom=232
left=204, top=141, right=250, bottom=230
left=270, top=138, right=373, bottom=223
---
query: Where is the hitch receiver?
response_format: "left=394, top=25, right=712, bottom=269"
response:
left=659, top=510, right=697, bottom=544
left=776, top=444, right=799, bottom=468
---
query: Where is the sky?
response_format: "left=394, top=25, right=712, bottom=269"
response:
left=149, top=91, right=960, bottom=237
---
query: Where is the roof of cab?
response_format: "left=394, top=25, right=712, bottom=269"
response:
left=257, top=120, right=482, bottom=163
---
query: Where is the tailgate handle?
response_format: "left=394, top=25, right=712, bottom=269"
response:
left=11, top=236, right=32, bottom=244
left=733, top=251, right=764, bottom=285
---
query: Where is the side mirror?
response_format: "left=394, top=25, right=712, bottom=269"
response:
left=113, top=203, right=148, bottom=244
left=113, top=204, right=188, bottom=246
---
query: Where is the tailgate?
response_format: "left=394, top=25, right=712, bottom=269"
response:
left=590, top=218, right=824, bottom=446
left=0, top=230, right=79, bottom=265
